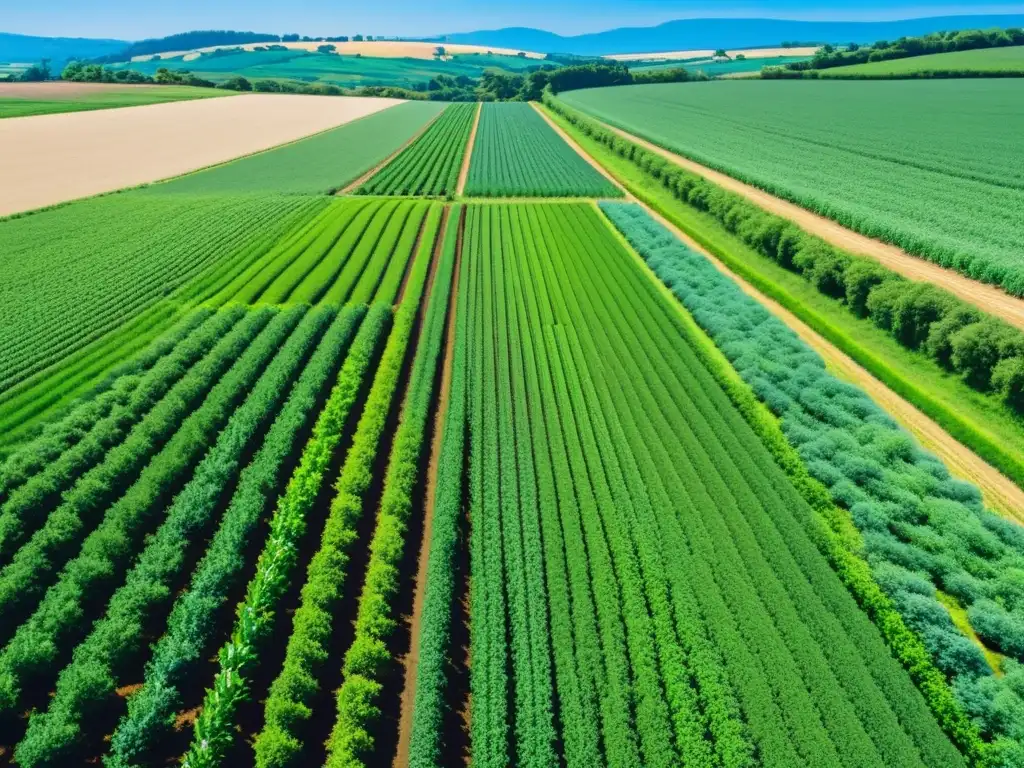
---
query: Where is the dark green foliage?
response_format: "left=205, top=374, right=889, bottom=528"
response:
left=601, top=200, right=1021, bottom=760
left=543, top=93, right=1024, bottom=415
left=105, top=306, right=366, bottom=768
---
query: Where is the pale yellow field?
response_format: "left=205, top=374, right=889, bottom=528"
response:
left=133, top=40, right=545, bottom=62
left=0, top=93, right=402, bottom=217
left=605, top=46, right=819, bottom=61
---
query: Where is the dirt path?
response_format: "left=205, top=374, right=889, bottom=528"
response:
left=456, top=103, right=482, bottom=196
left=639, top=203, right=1024, bottom=522
left=540, top=104, right=1024, bottom=520
left=339, top=108, right=445, bottom=195
left=530, top=103, right=631, bottom=198
left=394, top=206, right=463, bottom=766
left=598, top=121, right=1024, bottom=332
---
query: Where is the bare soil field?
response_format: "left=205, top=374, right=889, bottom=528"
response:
left=135, top=40, right=545, bottom=62
left=0, top=93, right=402, bottom=217
left=606, top=46, right=819, bottom=61
left=0, top=82, right=177, bottom=99
left=602, top=121, right=1024, bottom=332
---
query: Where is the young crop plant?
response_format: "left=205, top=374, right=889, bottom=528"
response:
left=180, top=305, right=393, bottom=768
left=106, top=305, right=367, bottom=767
left=323, top=206, right=461, bottom=768
left=13, top=305, right=334, bottom=767
left=560, top=81, right=1024, bottom=296
left=600, top=201, right=1024, bottom=761
left=357, top=103, right=475, bottom=198
left=408, top=201, right=968, bottom=768
left=464, top=103, right=621, bottom=198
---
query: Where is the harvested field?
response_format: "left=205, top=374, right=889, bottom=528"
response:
left=0, top=94, right=402, bottom=216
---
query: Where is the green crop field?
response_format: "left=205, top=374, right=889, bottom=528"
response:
left=5, top=57, right=1024, bottom=768
left=465, top=102, right=621, bottom=197
left=151, top=100, right=443, bottom=194
left=357, top=102, right=475, bottom=197
left=0, top=85, right=228, bottom=119
left=822, top=45, right=1024, bottom=76
left=110, top=49, right=544, bottom=89
left=633, top=55, right=810, bottom=75
left=561, top=80, right=1024, bottom=295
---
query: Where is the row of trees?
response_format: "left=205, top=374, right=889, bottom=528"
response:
left=783, top=26, right=1024, bottom=71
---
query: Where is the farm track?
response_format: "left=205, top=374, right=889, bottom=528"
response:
left=340, top=109, right=447, bottom=196
left=595, top=120, right=1024, bottom=332
left=456, top=103, right=482, bottom=197
left=638, top=203, right=1024, bottom=522
left=541, top=104, right=1024, bottom=520
left=395, top=205, right=463, bottom=768
left=530, top=102, right=630, bottom=197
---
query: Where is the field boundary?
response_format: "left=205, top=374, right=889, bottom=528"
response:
left=456, top=103, right=482, bottom=196
left=541, top=103, right=1024, bottom=520
left=339, top=106, right=448, bottom=195
left=590, top=118, right=1024, bottom=331
left=394, top=204, right=463, bottom=767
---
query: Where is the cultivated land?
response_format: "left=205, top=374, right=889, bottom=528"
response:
left=562, top=79, right=1024, bottom=295
left=132, top=39, right=545, bottom=61
left=5, top=75, right=1024, bottom=768
left=606, top=45, right=819, bottom=60
left=0, top=82, right=227, bottom=119
left=823, top=44, right=1024, bottom=76
left=0, top=93, right=402, bottom=216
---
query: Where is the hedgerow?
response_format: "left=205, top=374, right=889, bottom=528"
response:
left=601, top=200, right=1021, bottom=761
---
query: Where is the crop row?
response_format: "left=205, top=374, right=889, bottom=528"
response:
left=0, top=193, right=320, bottom=395
left=181, top=306, right=393, bottom=767
left=211, top=199, right=438, bottom=307
left=464, top=103, right=621, bottom=198
left=358, top=103, right=476, bottom=198
left=410, top=202, right=966, bottom=767
left=602, top=201, right=1024, bottom=762
left=560, top=80, right=1024, bottom=296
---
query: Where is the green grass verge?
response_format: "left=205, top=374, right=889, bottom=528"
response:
left=0, top=86, right=228, bottom=119
left=540, top=102, right=1024, bottom=504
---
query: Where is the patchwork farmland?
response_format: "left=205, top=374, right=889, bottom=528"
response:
left=2, top=61, right=1024, bottom=768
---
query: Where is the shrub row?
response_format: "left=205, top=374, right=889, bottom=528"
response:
left=12, top=305, right=332, bottom=767
left=601, top=201, right=1020, bottom=763
left=0, top=308, right=274, bottom=635
left=0, top=308, right=211, bottom=505
left=323, top=206, right=461, bottom=768
left=105, top=305, right=367, bottom=768
left=0, top=308, right=242, bottom=562
left=544, top=93, right=1024, bottom=415
left=180, top=305, right=392, bottom=768
left=0, top=307, right=303, bottom=719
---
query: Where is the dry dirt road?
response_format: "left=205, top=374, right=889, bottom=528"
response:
left=601, top=121, right=1024, bottom=332
left=0, top=93, right=402, bottom=217
left=538, top=105, right=1024, bottom=520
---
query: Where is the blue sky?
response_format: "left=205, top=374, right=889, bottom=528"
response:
left=5, top=0, right=1024, bottom=40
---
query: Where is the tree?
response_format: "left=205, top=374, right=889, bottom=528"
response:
left=353, top=34, right=364, bottom=42
left=714, top=48, right=727, bottom=57
left=282, top=34, right=300, bottom=42
left=318, top=44, right=336, bottom=54
left=19, top=58, right=51, bottom=82
left=434, top=46, right=447, bottom=58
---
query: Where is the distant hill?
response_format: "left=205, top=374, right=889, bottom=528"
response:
left=92, top=30, right=282, bottom=63
left=434, top=15, right=1024, bottom=55
left=0, top=32, right=127, bottom=66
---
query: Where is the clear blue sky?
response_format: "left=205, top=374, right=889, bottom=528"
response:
left=5, top=0, right=1023, bottom=40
